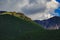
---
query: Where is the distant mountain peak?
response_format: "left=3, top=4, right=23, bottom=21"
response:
left=51, top=16, right=60, bottom=18
left=34, top=16, right=60, bottom=30
left=0, top=11, right=6, bottom=13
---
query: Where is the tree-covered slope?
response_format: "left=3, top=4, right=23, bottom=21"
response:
left=0, top=14, right=44, bottom=40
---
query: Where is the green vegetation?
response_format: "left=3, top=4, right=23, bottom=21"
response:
left=0, top=14, right=44, bottom=40
left=0, top=12, right=60, bottom=40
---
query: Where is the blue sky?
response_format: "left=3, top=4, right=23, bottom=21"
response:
left=55, top=7, right=60, bottom=16
left=0, top=0, right=60, bottom=20
left=56, top=0, right=60, bottom=3
left=55, top=0, right=60, bottom=16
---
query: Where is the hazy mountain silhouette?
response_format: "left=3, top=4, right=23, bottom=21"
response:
left=34, top=16, right=60, bottom=30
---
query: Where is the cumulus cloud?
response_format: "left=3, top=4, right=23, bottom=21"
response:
left=27, top=12, right=53, bottom=20
left=0, top=0, right=59, bottom=20
left=25, top=0, right=58, bottom=20
left=21, top=1, right=46, bottom=14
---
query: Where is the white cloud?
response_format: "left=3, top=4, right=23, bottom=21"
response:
left=27, top=11, right=54, bottom=20
left=26, top=0, right=58, bottom=20
left=46, top=0, right=58, bottom=9
left=0, top=0, right=59, bottom=20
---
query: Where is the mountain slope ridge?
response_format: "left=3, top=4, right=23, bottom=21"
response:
left=0, top=14, right=45, bottom=40
left=0, top=11, right=32, bottom=21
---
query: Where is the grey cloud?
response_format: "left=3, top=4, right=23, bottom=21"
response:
left=46, top=0, right=51, bottom=2
left=0, top=0, right=24, bottom=11
left=29, top=0, right=37, bottom=4
left=21, top=0, right=47, bottom=15
left=21, top=6, right=46, bottom=14
left=0, top=0, right=47, bottom=13
left=0, top=0, right=55, bottom=20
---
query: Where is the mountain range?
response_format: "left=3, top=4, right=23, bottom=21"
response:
left=34, top=16, right=60, bottom=30
left=0, top=11, right=60, bottom=40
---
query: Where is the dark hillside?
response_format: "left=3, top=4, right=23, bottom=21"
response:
left=0, top=12, right=60, bottom=40
left=0, top=14, right=44, bottom=40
